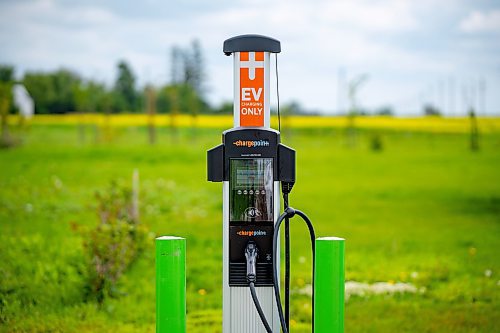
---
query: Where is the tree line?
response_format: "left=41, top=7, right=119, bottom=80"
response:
left=0, top=40, right=232, bottom=115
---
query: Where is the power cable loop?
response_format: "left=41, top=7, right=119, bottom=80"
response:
left=273, top=207, right=316, bottom=333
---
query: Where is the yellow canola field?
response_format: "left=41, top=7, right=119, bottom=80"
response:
left=21, top=114, right=500, bottom=134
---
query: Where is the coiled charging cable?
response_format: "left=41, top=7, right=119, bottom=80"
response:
left=246, top=207, right=316, bottom=333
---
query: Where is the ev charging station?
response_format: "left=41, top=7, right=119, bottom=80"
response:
left=156, top=34, right=345, bottom=333
left=208, top=34, right=290, bottom=333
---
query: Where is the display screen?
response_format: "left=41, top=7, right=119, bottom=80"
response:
left=230, top=159, right=273, bottom=222
left=236, top=168, right=264, bottom=187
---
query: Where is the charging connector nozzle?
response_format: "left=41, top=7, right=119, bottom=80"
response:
left=246, top=241, right=272, bottom=333
left=245, top=241, right=258, bottom=283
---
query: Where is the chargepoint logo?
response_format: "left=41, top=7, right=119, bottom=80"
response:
left=233, top=139, right=270, bottom=148
left=237, top=230, right=267, bottom=237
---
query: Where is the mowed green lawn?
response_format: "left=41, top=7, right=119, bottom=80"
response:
left=1, top=123, right=499, bottom=332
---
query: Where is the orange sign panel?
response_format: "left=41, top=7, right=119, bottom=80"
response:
left=239, top=52, right=264, bottom=127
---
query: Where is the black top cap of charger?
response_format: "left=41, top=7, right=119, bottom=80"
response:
left=223, top=34, right=281, bottom=56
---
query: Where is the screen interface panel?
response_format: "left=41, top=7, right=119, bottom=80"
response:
left=230, top=158, right=273, bottom=222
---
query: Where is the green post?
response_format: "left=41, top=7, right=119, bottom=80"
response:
left=156, top=236, right=186, bottom=333
left=314, top=237, right=345, bottom=333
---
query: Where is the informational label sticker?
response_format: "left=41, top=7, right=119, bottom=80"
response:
left=239, top=51, right=264, bottom=127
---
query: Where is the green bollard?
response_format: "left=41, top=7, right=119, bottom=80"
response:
left=156, top=236, right=186, bottom=333
left=314, top=237, right=345, bottom=333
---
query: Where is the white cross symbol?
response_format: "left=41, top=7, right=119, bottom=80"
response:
left=240, top=52, right=264, bottom=80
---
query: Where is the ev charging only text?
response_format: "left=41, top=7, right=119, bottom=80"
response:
left=241, top=88, right=263, bottom=116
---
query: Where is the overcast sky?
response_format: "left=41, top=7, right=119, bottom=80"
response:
left=1, top=0, right=499, bottom=115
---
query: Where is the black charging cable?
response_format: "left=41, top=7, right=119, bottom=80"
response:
left=246, top=242, right=273, bottom=333
left=245, top=184, right=316, bottom=333
left=284, top=192, right=291, bottom=330
left=281, top=181, right=294, bottom=330
left=273, top=207, right=316, bottom=333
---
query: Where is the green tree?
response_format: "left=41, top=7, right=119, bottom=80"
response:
left=168, top=40, right=208, bottom=115
left=183, top=39, right=205, bottom=96
left=51, top=69, right=81, bottom=113
left=114, top=61, right=137, bottom=112
left=191, top=39, right=205, bottom=95
left=23, top=69, right=81, bottom=114
left=156, top=83, right=208, bottom=115
left=22, top=72, right=52, bottom=114
left=156, top=85, right=173, bottom=114
left=375, top=106, right=394, bottom=116
left=0, top=65, right=15, bottom=147
left=423, top=104, right=441, bottom=116
left=0, top=65, right=15, bottom=83
left=74, top=80, right=109, bottom=113
left=0, top=81, right=13, bottom=147
left=0, top=65, right=16, bottom=116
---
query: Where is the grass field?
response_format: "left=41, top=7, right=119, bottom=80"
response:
left=1, top=116, right=499, bottom=332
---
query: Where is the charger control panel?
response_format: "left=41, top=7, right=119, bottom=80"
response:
left=208, top=127, right=295, bottom=286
